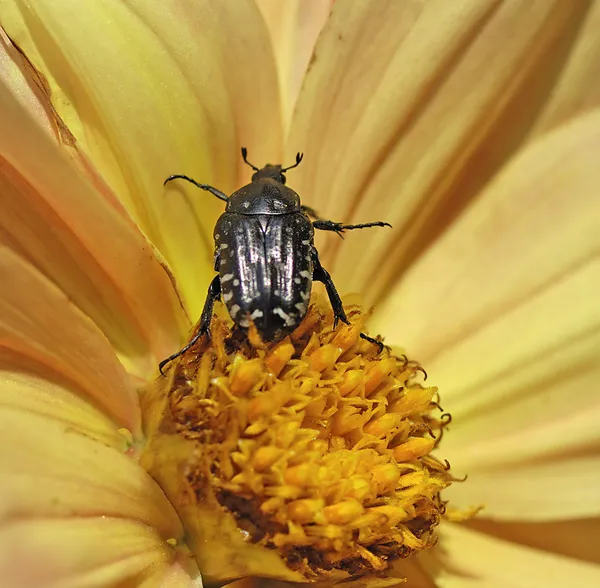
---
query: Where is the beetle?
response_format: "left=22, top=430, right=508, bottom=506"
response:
left=159, top=148, right=391, bottom=374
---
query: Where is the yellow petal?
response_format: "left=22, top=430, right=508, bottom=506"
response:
left=0, top=369, right=125, bottom=450
left=0, top=407, right=182, bottom=540
left=444, top=456, right=600, bottom=521
left=0, top=517, right=184, bottom=588
left=0, top=247, right=141, bottom=433
left=0, top=0, right=282, bottom=316
left=465, top=518, right=600, bottom=566
left=373, top=109, right=600, bottom=421
left=288, top=0, right=593, bottom=302
left=0, top=28, right=55, bottom=137
left=0, top=78, right=186, bottom=378
left=256, top=0, right=332, bottom=131
left=533, top=1, right=600, bottom=135
left=436, top=523, right=600, bottom=587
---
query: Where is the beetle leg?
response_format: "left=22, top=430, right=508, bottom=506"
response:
left=164, top=175, right=229, bottom=202
left=312, top=250, right=383, bottom=354
left=313, top=219, right=392, bottom=239
left=158, top=275, right=221, bottom=375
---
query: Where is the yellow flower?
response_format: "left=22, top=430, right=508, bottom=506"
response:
left=1, top=2, right=599, bottom=588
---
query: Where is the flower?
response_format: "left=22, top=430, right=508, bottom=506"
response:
left=1, top=1, right=599, bottom=587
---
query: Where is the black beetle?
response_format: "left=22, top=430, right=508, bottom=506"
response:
left=159, top=148, right=391, bottom=374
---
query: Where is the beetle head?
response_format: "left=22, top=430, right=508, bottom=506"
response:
left=241, top=148, right=304, bottom=185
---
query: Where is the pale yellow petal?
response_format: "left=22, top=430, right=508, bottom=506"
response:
left=444, top=456, right=600, bottom=520
left=0, top=517, right=182, bottom=588
left=0, top=407, right=182, bottom=539
left=0, top=247, right=141, bottom=433
left=0, top=369, right=125, bottom=450
left=0, top=0, right=282, bottom=316
left=288, top=0, right=593, bottom=303
left=137, top=563, right=201, bottom=588
left=256, top=0, right=332, bottom=131
left=436, top=523, right=600, bottom=587
left=0, top=28, right=55, bottom=137
left=372, top=106, right=600, bottom=432
left=466, top=518, right=600, bottom=565
left=0, top=78, right=186, bottom=379
left=534, top=0, right=600, bottom=134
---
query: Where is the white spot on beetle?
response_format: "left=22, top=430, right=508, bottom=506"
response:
left=239, top=318, right=251, bottom=327
left=274, top=289, right=280, bottom=296
left=300, top=291, right=310, bottom=301
left=272, top=307, right=295, bottom=326
left=230, top=304, right=240, bottom=317
left=221, top=273, right=234, bottom=283
left=243, top=201, right=251, bottom=209
left=301, top=239, right=310, bottom=245
left=294, top=277, right=301, bottom=284
left=223, top=291, right=233, bottom=303
left=215, top=233, right=220, bottom=240
left=295, top=302, right=306, bottom=313
left=305, top=255, right=311, bottom=262
left=233, top=279, right=240, bottom=286
left=250, top=309, right=264, bottom=319
left=300, top=270, right=311, bottom=279
left=220, top=243, right=228, bottom=250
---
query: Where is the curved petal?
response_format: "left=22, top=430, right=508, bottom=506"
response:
left=287, top=0, right=595, bottom=303
left=465, top=518, right=600, bottom=565
left=0, top=407, right=183, bottom=539
left=0, top=0, right=282, bottom=316
left=256, top=0, right=332, bottom=131
left=436, top=523, right=600, bottom=587
left=533, top=0, right=600, bottom=134
left=443, top=456, right=600, bottom=521
left=0, top=247, right=140, bottom=434
left=0, top=28, right=55, bottom=136
left=0, top=518, right=188, bottom=588
left=0, top=368, right=126, bottom=451
left=372, top=109, right=600, bottom=445
left=0, top=75, right=187, bottom=379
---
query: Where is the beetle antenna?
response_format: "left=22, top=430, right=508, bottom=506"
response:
left=282, top=152, right=304, bottom=172
left=241, top=147, right=260, bottom=171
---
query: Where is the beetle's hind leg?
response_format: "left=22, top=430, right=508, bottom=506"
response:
left=312, top=250, right=383, bottom=354
left=158, top=275, right=221, bottom=375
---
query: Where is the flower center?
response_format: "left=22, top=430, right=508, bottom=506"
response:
left=141, top=298, right=454, bottom=585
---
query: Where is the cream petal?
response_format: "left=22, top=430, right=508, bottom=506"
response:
left=0, top=368, right=126, bottom=450
left=0, top=517, right=179, bottom=588
left=533, top=1, right=600, bottom=134
left=0, top=1, right=282, bottom=316
left=0, top=407, right=183, bottom=539
left=465, top=518, right=600, bottom=565
left=0, top=78, right=187, bottom=378
left=0, top=28, right=55, bottom=137
left=287, top=0, right=593, bottom=302
left=0, top=247, right=140, bottom=433
left=373, top=109, right=600, bottom=415
left=137, top=563, right=202, bottom=588
left=256, top=0, right=332, bottom=131
left=436, top=523, right=600, bottom=587
left=444, top=456, right=600, bottom=521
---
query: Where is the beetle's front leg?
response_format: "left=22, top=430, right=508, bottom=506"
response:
left=312, top=249, right=384, bottom=354
left=313, top=219, right=391, bottom=238
left=158, top=275, right=221, bottom=375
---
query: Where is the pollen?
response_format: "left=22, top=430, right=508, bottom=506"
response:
left=141, top=298, right=456, bottom=585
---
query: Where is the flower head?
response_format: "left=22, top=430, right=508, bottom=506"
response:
left=142, top=300, right=454, bottom=584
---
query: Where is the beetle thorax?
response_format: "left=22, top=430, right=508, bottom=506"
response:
left=226, top=180, right=301, bottom=215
